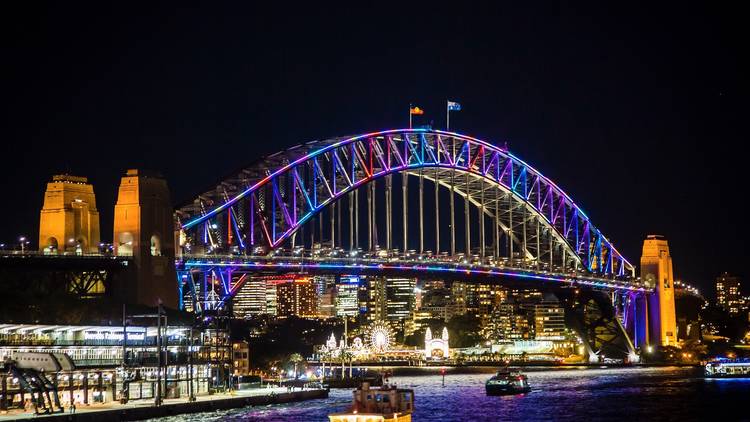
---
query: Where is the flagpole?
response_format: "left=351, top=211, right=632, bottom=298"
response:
left=409, top=104, right=412, bottom=129
left=446, top=100, right=450, bottom=131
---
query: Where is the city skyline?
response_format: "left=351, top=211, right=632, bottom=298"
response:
left=2, top=5, right=749, bottom=419
left=4, top=4, right=747, bottom=299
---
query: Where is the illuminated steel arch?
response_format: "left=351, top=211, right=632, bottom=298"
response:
left=176, top=129, right=634, bottom=277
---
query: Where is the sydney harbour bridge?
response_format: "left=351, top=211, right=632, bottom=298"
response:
left=174, top=129, right=660, bottom=361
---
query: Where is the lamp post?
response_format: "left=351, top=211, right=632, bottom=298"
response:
left=19, top=236, right=26, bottom=253
left=188, top=325, right=196, bottom=402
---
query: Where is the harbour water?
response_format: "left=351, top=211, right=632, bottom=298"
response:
left=151, top=366, right=749, bottom=421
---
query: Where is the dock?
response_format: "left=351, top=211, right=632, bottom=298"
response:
left=0, top=387, right=328, bottom=421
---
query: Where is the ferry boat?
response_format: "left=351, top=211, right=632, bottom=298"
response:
left=485, top=368, right=531, bottom=395
left=704, top=358, right=750, bottom=378
left=328, top=381, right=414, bottom=422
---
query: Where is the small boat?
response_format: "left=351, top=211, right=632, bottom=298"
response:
left=328, top=381, right=414, bottom=422
left=705, top=358, right=750, bottom=378
left=485, top=368, right=531, bottom=395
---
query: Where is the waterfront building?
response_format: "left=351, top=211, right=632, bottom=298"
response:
left=232, top=341, right=250, bottom=375
left=424, top=327, right=450, bottom=359
left=0, top=323, right=217, bottom=410
left=716, top=273, right=743, bottom=315
left=38, top=174, right=101, bottom=254
left=533, top=294, right=566, bottom=340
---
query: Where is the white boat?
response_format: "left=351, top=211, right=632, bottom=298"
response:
left=328, top=381, right=414, bottom=422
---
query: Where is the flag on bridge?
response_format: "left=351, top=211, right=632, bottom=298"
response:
left=409, top=105, right=424, bottom=128
left=446, top=100, right=461, bottom=130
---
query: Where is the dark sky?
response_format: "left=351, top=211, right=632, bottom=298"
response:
left=3, top=3, right=747, bottom=295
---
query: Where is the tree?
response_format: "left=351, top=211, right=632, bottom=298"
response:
left=447, top=314, right=483, bottom=347
left=338, top=349, right=353, bottom=379
left=289, top=353, right=305, bottom=379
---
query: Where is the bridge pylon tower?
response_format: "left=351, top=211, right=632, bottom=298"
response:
left=38, top=174, right=100, bottom=254
left=114, top=169, right=178, bottom=309
left=641, top=234, right=677, bottom=347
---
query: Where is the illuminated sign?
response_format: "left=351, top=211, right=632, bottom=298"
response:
left=83, top=331, right=145, bottom=341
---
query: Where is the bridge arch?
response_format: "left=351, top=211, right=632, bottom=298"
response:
left=176, top=129, right=633, bottom=277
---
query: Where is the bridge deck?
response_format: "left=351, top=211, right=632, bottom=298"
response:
left=178, top=255, right=649, bottom=293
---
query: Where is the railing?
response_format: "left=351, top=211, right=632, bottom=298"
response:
left=0, top=338, right=195, bottom=347
left=0, top=250, right=128, bottom=259
left=180, top=253, right=648, bottom=291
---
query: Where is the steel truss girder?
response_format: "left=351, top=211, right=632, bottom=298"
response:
left=563, top=290, right=637, bottom=361
left=177, top=129, right=634, bottom=278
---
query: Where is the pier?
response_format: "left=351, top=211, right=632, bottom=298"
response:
left=0, top=388, right=328, bottom=421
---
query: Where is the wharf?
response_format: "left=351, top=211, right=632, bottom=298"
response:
left=0, top=387, right=328, bottom=421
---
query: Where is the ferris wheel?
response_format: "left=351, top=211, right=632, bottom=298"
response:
left=366, top=322, right=394, bottom=352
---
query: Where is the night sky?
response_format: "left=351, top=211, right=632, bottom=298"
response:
left=3, top=4, right=747, bottom=295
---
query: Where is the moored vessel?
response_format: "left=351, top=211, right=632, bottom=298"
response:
left=485, top=368, right=531, bottom=395
left=704, top=358, right=750, bottom=378
left=328, top=381, right=414, bottom=422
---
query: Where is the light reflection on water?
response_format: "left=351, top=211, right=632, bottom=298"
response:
left=150, top=367, right=749, bottom=421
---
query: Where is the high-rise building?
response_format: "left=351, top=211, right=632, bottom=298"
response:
left=404, top=310, right=434, bottom=337
left=265, top=279, right=278, bottom=316
left=364, top=277, right=386, bottom=323
left=356, top=275, right=372, bottom=323
left=385, top=277, right=416, bottom=321
left=318, top=286, right=337, bottom=318
left=461, top=283, right=507, bottom=320
left=38, top=174, right=100, bottom=254
left=485, top=301, right=533, bottom=341
left=363, top=277, right=417, bottom=322
left=416, top=280, right=446, bottom=310
left=533, top=294, right=565, bottom=340
left=716, top=273, right=742, bottom=315
left=313, top=275, right=337, bottom=318
left=336, top=276, right=360, bottom=317
left=233, top=277, right=269, bottom=317
left=448, top=282, right=468, bottom=317
left=276, top=279, right=318, bottom=318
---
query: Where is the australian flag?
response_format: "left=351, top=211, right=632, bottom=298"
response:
left=447, top=100, right=461, bottom=111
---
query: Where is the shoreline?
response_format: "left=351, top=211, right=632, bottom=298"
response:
left=0, top=388, right=328, bottom=422
left=317, top=364, right=702, bottom=378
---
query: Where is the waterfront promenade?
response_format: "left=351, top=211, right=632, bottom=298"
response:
left=0, top=387, right=328, bottom=421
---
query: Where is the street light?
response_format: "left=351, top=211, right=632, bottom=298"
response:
left=19, top=236, right=27, bottom=253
